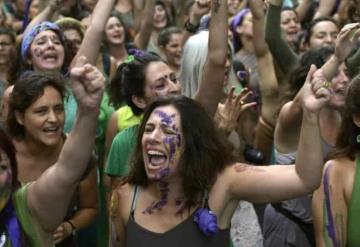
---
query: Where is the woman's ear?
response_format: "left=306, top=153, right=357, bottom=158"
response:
left=353, top=115, right=360, bottom=128
left=132, top=95, right=147, bottom=109
left=15, top=111, right=24, bottom=125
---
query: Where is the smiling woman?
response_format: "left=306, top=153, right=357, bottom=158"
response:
left=6, top=72, right=98, bottom=246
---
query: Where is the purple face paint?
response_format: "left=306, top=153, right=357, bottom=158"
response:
left=143, top=181, right=170, bottom=214
left=33, top=47, right=43, bottom=58
left=154, top=110, right=175, bottom=126
left=155, top=167, right=170, bottom=181
left=164, top=136, right=176, bottom=162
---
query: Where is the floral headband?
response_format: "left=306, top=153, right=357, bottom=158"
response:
left=123, top=49, right=146, bottom=64
left=21, top=21, right=61, bottom=59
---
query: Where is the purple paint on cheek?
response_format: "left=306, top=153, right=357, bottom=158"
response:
left=165, top=136, right=176, bottom=162
left=33, top=47, right=43, bottom=58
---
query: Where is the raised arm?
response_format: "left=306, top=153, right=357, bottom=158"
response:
left=133, top=0, right=155, bottom=50
left=321, top=23, right=360, bottom=81
left=265, top=0, right=299, bottom=76
left=27, top=57, right=105, bottom=233
left=182, top=0, right=210, bottom=46
left=249, top=0, right=279, bottom=125
left=225, top=65, right=331, bottom=203
left=23, top=0, right=61, bottom=34
left=295, top=0, right=313, bottom=22
left=72, top=0, right=116, bottom=66
left=314, top=0, right=337, bottom=19
left=194, top=0, right=228, bottom=117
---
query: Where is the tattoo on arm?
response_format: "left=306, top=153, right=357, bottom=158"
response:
left=212, top=0, right=221, bottom=13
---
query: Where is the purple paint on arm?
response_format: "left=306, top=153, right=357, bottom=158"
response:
left=323, top=164, right=341, bottom=247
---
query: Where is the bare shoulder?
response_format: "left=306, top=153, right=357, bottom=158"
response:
left=325, top=157, right=356, bottom=202
left=110, top=183, right=135, bottom=222
left=325, top=157, right=355, bottom=178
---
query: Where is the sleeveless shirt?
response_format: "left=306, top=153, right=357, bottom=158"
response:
left=126, top=186, right=230, bottom=247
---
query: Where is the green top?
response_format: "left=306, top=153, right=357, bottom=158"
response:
left=3, top=184, right=44, bottom=247
left=104, top=125, right=139, bottom=177
left=96, top=92, right=115, bottom=161
left=347, top=154, right=360, bottom=246
left=116, top=105, right=142, bottom=132
left=63, top=88, right=77, bottom=134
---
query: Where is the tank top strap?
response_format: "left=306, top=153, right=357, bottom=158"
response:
left=203, top=190, right=210, bottom=209
left=130, top=185, right=140, bottom=216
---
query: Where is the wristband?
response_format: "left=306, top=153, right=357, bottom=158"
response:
left=66, top=220, right=77, bottom=236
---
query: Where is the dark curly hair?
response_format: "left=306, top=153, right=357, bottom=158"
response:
left=7, top=72, right=66, bottom=139
left=126, top=96, right=234, bottom=208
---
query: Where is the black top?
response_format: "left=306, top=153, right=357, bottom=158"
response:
left=126, top=186, right=230, bottom=247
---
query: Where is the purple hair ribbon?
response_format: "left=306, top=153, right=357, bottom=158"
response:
left=128, top=48, right=145, bottom=57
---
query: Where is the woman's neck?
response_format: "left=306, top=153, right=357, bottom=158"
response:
left=319, top=107, right=342, bottom=146
left=144, top=178, right=185, bottom=212
left=20, top=135, right=64, bottom=158
left=108, top=43, right=128, bottom=62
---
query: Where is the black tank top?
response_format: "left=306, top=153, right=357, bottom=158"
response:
left=126, top=186, right=230, bottom=247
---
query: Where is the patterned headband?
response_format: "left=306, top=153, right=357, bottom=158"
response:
left=21, top=21, right=61, bottom=59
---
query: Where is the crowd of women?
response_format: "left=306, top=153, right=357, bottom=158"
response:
left=0, top=0, right=359, bottom=246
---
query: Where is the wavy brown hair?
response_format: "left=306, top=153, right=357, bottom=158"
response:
left=125, top=96, right=234, bottom=208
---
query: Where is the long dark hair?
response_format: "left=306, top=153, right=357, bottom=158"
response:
left=329, top=75, right=360, bottom=160
left=126, top=96, right=234, bottom=208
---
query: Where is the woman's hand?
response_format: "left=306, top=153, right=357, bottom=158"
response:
left=215, top=87, right=256, bottom=135
left=301, top=65, right=332, bottom=114
left=70, top=56, right=105, bottom=112
left=53, top=221, right=73, bottom=244
left=192, top=0, right=211, bottom=18
left=334, top=23, right=360, bottom=62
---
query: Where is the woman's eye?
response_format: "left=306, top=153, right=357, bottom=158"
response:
left=169, top=75, right=178, bottom=83
left=144, top=126, right=154, bottom=133
left=155, top=84, right=165, bottom=89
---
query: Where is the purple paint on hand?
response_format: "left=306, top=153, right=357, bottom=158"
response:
left=193, top=208, right=219, bottom=237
